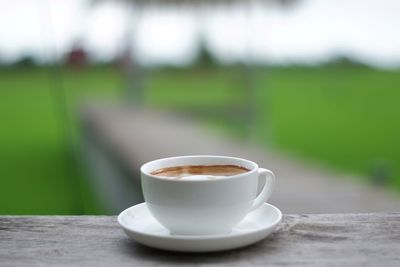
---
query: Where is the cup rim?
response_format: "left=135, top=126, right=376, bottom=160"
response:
left=141, top=155, right=258, bottom=182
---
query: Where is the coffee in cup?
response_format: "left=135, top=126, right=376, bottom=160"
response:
left=150, top=164, right=250, bottom=180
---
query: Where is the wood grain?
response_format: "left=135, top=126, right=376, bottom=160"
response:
left=1, top=214, right=400, bottom=266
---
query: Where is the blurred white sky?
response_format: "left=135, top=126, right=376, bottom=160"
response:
left=0, top=0, right=400, bottom=68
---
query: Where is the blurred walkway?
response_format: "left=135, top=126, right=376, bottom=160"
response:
left=81, top=104, right=400, bottom=213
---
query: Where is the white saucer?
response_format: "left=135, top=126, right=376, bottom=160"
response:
left=118, top=202, right=282, bottom=252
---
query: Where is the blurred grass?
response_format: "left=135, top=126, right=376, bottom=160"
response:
left=0, top=64, right=399, bottom=214
left=264, top=66, right=400, bottom=189
left=0, top=66, right=123, bottom=214
left=146, top=66, right=400, bottom=190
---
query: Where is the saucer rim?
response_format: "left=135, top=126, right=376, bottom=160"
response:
left=118, top=202, right=282, bottom=240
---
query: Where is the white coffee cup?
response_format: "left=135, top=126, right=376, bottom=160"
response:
left=141, top=155, right=275, bottom=235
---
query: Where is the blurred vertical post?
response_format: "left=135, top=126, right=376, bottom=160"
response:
left=243, top=0, right=258, bottom=142
left=37, top=0, right=84, bottom=214
left=122, top=1, right=145, bottom=105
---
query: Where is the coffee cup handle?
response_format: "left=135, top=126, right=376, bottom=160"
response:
left=251, top=168, right=275, bottom=211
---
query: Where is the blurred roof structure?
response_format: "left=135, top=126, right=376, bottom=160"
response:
left=91, top=0, right=299, bottom=7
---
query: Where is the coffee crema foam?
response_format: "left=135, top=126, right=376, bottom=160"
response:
left=150, top=165, right=250, bottom=180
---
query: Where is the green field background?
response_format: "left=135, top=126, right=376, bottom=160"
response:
left=1, top=65, right=399, bottom=214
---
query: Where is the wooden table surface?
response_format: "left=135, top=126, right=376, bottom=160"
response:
left=1, top=213, right=399, bottom=266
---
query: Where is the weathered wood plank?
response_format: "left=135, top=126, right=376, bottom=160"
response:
left=1, top=214, right=399, bottom=266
